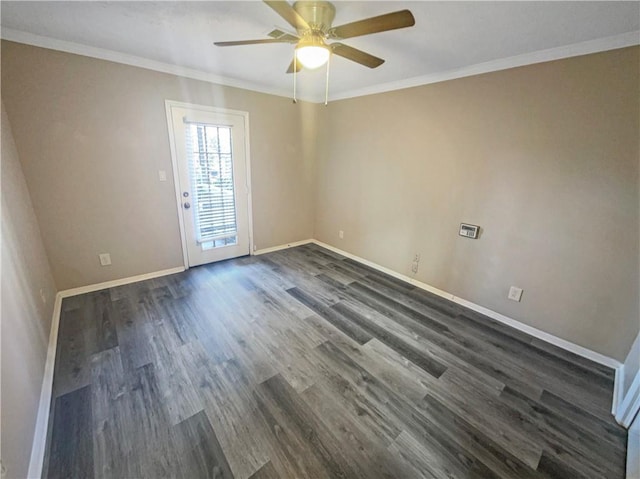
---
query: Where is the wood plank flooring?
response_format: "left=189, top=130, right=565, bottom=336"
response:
left=43, top=244, right=627, bottom=478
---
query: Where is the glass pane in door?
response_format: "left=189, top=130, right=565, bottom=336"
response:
left=184, top=122, right=238, bottom=250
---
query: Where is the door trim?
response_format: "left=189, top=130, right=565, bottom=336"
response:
left=165, top=100, right=254, bottom=269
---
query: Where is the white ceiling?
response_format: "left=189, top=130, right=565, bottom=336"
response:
left=2, top=1, right=639, bottom=102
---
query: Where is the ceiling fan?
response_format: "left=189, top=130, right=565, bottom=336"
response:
left=214, top=1, right=416, bottom=74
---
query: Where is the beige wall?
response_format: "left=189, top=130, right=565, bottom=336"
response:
left=1, top=41, right=317, bottom=290
left=2, top=40, right=638, bottom=362
left=1, top=102, right=58, bottom=479
left=315, top=47, right=640, bottom=362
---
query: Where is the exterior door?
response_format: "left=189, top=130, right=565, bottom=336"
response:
left=167, top=102, right=251, bottom=267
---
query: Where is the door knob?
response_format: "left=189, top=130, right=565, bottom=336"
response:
left=183, top=202, right=191, bottom=209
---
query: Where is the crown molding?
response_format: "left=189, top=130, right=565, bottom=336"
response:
left=330, top=30, right=640, bottom=101
left=2, top=28, right=638, bottom=104
left=0, top=28, right=297, bottom=100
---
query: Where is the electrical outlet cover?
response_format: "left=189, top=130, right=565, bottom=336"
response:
left=508, top=286, right=523, bottom=302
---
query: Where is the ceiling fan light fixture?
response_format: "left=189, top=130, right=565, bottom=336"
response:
left=295, top=35, right=330, bottom=69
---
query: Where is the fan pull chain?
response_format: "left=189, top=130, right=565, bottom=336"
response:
left=293, top=55, right=298, bottom=104
left=324, top=54, right=331, bottom=106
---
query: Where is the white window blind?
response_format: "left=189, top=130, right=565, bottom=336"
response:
left=184, top=121, right=238, bottom=244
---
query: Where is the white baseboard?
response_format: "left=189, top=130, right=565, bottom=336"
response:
left=27, top=293, right=63, bottom=479
left=58, top=266, right=186, bottom=298
left=452, top=295, right=620, bottom=370
left=616, top=332, right=640, bottom=425
left=613, top=365, right=624, bottom=416
left=311, top=240, right=622, bottom=373
left=28, top=265, right=187, bottom=477
left=253, top=239, right=314, bottom=256
left=617, top=368, right=640, bottom=427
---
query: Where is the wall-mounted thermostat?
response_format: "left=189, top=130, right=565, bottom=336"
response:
left=459, top=223, right=480, bottom=239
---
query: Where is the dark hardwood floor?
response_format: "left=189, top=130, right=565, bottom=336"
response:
left=43, top=244, right=627, bottom=478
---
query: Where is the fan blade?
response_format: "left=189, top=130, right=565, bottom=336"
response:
left=264, top=1, right=310, bottom=31
left=330, top=10, right=415, bottom=39
left=331, top=43, right=384, bottom=68
left=267, top=29, right=299, bottom=42
left=286, top=58, right=303, bottom=74
left=214, top=38, right=296, bottom=47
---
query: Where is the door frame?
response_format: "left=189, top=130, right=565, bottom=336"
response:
left=165, top=100, right=254, bottom=269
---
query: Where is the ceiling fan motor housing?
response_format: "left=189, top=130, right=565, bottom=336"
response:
left=293, top=1, right=336, bottom=34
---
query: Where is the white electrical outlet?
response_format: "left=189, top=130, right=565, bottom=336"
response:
left=508, top=286, right=523, bottom=302
left=339, top=230, right=344, bottom=239
left=99, top=253, right=112, bottom=266
left=158, top=170, right=167, bottom=182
